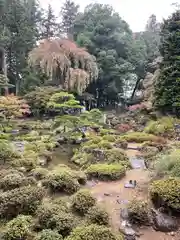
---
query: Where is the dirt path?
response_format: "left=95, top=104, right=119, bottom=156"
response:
left=88, top=144, right=179, bottom=240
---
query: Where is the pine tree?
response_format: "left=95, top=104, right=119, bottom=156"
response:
left=61, top=0, right=79, bottom=39
left=154, top=10, right=180, bottom=113
left=41, top=4, right=57, bottom=38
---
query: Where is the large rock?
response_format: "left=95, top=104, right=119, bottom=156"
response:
left=119, top=221, right=136, bottom=240
left=150, top=208, right=178, bottom=232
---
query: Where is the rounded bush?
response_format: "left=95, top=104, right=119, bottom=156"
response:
left=0, top=140, right=20, bottom=163
left=2, top=215, right=33, bottom=240
left=12, top=150, right=39, bottom=171
left=48, top=212, right=75, bottom=237
left=119, top=132, right=166, bottom=144
left=127, top=199, right=149, bottom=225
left=144, top=117, right=174, bottom=135
left=102, top=135, right=117, bottom=142
left=149, top=178, right=180, bottom=212
left=31, top=167, right=49, bottom=180
left=42, top=171, right=80, bottom=194
left=0, top=169, right=23, bottom=179
left=154, top=149, right=180, bottom=177
left=0, top=186, right=45, bottom=219
left=114, top=139, right=128, bottom=149
left=66, top=224, right=123, bottom=240
left=0, top=173, right=36, bottom=191
left=104, top=149, right=129, bottom=165
left=86, top=206, right=109, bottom=226
left=35, top=229, right=63, bottom=240
left=71, top=189, right=96, bottom=214
left=36, top=202, right=69, bottom=229
left=86, top=164, right=126, bottom=181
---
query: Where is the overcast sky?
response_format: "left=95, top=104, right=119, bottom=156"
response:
left=40, top=0, right=177, bottom=32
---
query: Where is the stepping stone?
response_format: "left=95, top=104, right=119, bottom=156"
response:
left=129, top=157, right=146, bottom=169
left=124, top=183, right=135, bottom=189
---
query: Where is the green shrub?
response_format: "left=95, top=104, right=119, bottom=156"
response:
left=102, top=135, right=117, bottom=142
left=71, top=189, right=96, bottom=215
left=114, top=138, right=128, bottom=149
left=71, top=152, right=93, bottom=167
left=127, top=199, right=149, bottom=225
left=119, top=132, right=166, bottom=143
left=2, top=215, right=33, bottom=240
left=104, top=149, right=129, bottom=165
left=73, top=171, right=87, bottom=185
left=0, top=186, right=45, bottom=219
left=66, top=224, right=123, bottom=240
left=155, top=149, right=180, bottom=177
left=11, top=150, right=39, bottom=171
left=36, top=202, right=69, bottom=229
left=0, top=140, right=20, bottom=163
left=100, top=129, right=116, bottom=136
left=72, top=146, right=129, bottom=168
left=31, top=167, right=49, bottom=180
left=86, top=164, right=126, bottom=181
left=42, top=169, right=80, bottom=194
left=52, top=165, right=87, bottom=185
left=0, top=169, right=20, bottom=179
left=86, top=206, right=109, bottom=226
left=144, top=117, right=174, bottom=135
left=35, top=229, right=63, bottom=240
left=48, top=212, right=76, bottom=237
left=82, top=140, right=113, bottom=153
left=0, top=133, right=11, bottom=140
left=149, top=178, right=180, bottom=212
left=0, top=173, right=36, bottom=191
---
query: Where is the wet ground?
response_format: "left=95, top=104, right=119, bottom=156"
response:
left=87, top=143, right=179, bottom=239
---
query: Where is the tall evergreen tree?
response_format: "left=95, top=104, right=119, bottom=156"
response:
left=74, top=4, right=136, bottom=105
left=154, top=10, right=180, bottom=113
left=61, top=0, right=79, bottom=39
left=41, top=4, right=57, bottom=38
left=0, top=0, right=42, bottom=94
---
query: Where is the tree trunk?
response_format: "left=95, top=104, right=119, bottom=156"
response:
left=1, top=48, right=9, bottom=96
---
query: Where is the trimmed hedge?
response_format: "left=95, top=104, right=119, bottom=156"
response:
left=42, top=171, right=80, bottom=194
left=71, top=189, right=96, bottom=215
left=144, top=117, right=174, bottom=135
left=119, top=132, right=166, bottom=144
left=0, top=186, right=45, bottom=219
left=31, top=167, right=49, bottom=180
left=2, top=215, right=33, bottom=240
left=36, top=202, right=69, bottom=229
left=11, top=150, right=39, bottom=171
left=48, top=212, right=75, bottom=237
left=0, top=173, right=36, bottom=191
left=66, top=224, right=123, bottom=240
left=127, top=199, right=149, bottom=225
left=149, top=178, right=180, bottom=212
left=86, top=206, right=109, bottom=226
left=104, top=149, right=129, bottom=165
left=0, top=140, right=20, bottom=163
left=86, top=164, right=126, bottom=181
left=35, top=229, right=63, bottom=240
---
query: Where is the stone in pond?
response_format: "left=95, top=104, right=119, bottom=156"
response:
left=104, top=193, right=111, bottom=196
left=150, top=208, right=178, bottom=232
left=129, top=157, right=146, bottom=169
left=124, top=180, right=137, bottom=189
left=120, top=208, right=129, bottom=220
left=119, top=220, right=136, bottom=240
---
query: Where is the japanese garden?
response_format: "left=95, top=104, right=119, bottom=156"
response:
left=0, top=1, right=180, bottom=239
